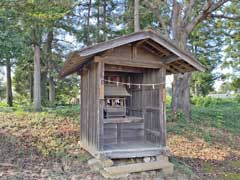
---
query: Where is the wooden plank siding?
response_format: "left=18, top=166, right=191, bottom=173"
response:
left=80, top=62, right=104, bottom=153
left=142, top=68, right=166, bottom=146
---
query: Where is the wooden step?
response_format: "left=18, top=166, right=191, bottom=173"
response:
left=100, top=160, right=173, bottom=178
left=103, top=116, right=144, bottom=124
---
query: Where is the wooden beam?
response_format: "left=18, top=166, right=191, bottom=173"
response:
left=94, top=56, right=163, bottom=69
left=149, top=32, right=206, bottom=71
left=105, top=64, right=144, bottom=73
left=176, top=61, right=196, bottom=71
left=99, top=48, right=114, bottom=58
left=142, top=45, right=163, bottom=58
left=166, top=66, right=178, bottom=74
left=103, top=117, right=144, bottom=124
left=145, top=40, right=171, bottom=56
left=134, top=39, right=148, bottom=47
left=160, top=55, right=181, bottom=64
left=102, top=160, right=173, bottom=176
left=102, top=147, right=165, bottom=159
left=169, top=64, right=185, bottom=73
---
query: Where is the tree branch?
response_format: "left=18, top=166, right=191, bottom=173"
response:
left=183, top=0, right=196, bottom=26
left=142, top=0, right=168, bottom=36
left=186, top=0, right=230, bottom=33
left=210, top=14, right=240, bottom=20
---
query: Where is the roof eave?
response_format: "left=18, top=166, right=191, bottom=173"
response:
left=60, top=30, right=206, bottom=77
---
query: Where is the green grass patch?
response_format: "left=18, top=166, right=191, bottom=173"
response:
left=219, top=172, right=240, bottom=180
left=169, top=156, right=195, bottom=176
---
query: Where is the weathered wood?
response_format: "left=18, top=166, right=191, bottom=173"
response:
left=102, top=160, right=173, bottom=176
left=103, top=147, right=164, bottom=159
left=159, top=68, right=166, bottom=146
left=161, top=55, right=180, bottom=64
left=80, top=63, right=101, bottom=151
left=104, top=123, right=117, bottom=145
left=145, top=40, right=171, bottom=56
left=103, top=116, right=143, bottom=124
left=169, top=64, right=185, bottom=73
left=61, top=30, right=206, bottom=77
left=97, top=62, right=105, bottom=151
left=105, top=64, right=144, bottom=73
left=94, top=56, right=162, bottom=69
left=79, top=141, right=99, bottom=158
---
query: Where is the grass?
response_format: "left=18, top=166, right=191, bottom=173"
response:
left=166, top=98, right=240, bottom=179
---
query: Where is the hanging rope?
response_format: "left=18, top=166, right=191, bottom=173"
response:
left=101, top=79, right=165, bottom=88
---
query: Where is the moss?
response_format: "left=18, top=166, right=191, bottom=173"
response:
left=202, top=162, right=215, bottom=173
left=229, top=160, right=240, bottom=168
left=219, top=172, right=240, bottom=180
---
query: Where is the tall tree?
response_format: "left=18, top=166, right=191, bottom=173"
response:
left=134, top=0, right=140, bottom=32
left=47, top=30, right=55, bottom=104
left=190, top=19, right=224, bottom=96
left=142, top=0, right=239, bottom=119
left=0, top=8, right=24, bottom=106
left=2, top=0, right=75, bottom=111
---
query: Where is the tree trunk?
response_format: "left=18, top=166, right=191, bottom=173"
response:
left=97, top=0, right=100, bottom=42
left=33, top=44, right=41, bottom=111
left=29, top=71, right=33, bottom=102
left=41, top=71, right=48, bottom=105
left=6, top=59, right=13, bottom=107
left=134, top=0, right=140, bottom=32
left=103, top=0, right=107, bottom=41
left=49, top=76, right=55, bottom=103
left=46, top=30, right=55, bottom=105
left=172, top=73, right=191, bottom=120
left=171, top=10, right=191, bottom=120
left=86, top=0, right=92, bottom=46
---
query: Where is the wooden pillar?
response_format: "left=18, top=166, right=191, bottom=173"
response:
left=159, top=67, right=166, bottom=147
left=97, top=62, right=105, bottom=151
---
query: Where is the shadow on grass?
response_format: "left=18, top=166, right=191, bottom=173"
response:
left=170, top=155, right=240, bottom=180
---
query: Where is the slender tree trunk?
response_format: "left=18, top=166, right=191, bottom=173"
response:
left=103, top=0, right=107, bottom=41
left=46, top=30, right=55, bottom=105
left=97, top=0, right=100, bottom=42
left=86, top=0, right=92, bottom=46
left=49, top=76, right=55, bottom=103
left=33, top=44, right=41, bottom=111
left=29, top=71, right=33, bottom=102
left=134, top=0, right=140, bottom=32
left=41, top=71, right=47, bottom=105
left=6, top=59, right=13, bottom=107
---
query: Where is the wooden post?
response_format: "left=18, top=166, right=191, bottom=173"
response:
left=159, top=67, right=166, bottom=147
left=97, top=62, right=105, bottom=152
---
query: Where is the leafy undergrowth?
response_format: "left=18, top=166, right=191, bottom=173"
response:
left=0, top=110, right=100, bottom=179
left=0, top=108, right=195, bottom=180
left=167, top=103, right=240, bottom=180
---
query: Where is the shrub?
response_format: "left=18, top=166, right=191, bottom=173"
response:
left=191, top=96, right=232, bottom=107
left=235, top=94, right=240, bottom=103
left=0, top=101, right=7, bottom=107
left=166, top=95, right=171, bottom=106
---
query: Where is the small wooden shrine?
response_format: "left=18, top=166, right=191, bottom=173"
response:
left=60, top=30, right=205, bottom=177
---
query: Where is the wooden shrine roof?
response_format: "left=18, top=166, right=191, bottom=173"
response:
left=105, top=84, right=131, bottom=97
left=60, top=29, right=206, bottom=77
